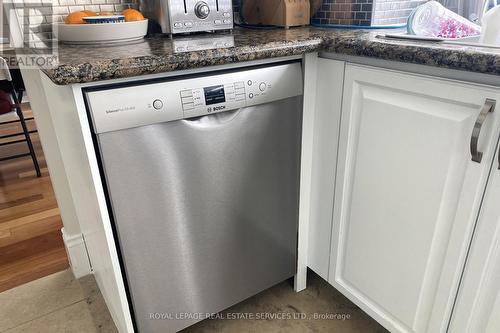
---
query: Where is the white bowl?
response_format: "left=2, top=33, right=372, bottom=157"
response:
left=54, top=20, right=148, bottom=45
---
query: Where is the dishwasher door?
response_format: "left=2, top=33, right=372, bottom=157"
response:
left=96, top=97, right=302, bottom=333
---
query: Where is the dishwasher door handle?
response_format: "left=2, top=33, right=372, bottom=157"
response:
left=183, top=109, right=243, bottom=128
left=471, top=99, right=496, bottom=163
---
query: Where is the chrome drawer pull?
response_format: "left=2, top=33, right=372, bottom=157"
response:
left=471, top=99, right=496, bottom=163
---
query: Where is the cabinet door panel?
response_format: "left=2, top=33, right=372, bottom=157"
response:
left=330, top=64, right=500, bottom=333
left=449, top=143, right=500, bottom=333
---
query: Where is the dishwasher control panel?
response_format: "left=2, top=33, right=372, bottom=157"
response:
left=179, top=82, right=246, bottom=116
left=178, top=79, right=274, bottom=118
left=85, top=62, right=303, bottom=134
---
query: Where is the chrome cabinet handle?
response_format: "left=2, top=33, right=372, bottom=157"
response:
left=471, top=99, right=496, bottom=163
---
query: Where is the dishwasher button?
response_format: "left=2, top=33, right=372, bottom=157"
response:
left=249, top=93, right=254, bottom=99
left=259, top=82, right=266, bottom=92
left=153, top=99, right=164, bottom=110
left=180, top=90, right=193, bottom=97
left=182, top=102, right=194, bottom=110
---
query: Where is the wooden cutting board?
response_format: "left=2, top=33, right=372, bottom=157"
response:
left=241, top=0, right=311, bottom=27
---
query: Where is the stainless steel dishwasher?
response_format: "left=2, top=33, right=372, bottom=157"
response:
left=84, top=62, right=303, bottom=333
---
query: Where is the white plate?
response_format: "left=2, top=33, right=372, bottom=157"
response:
left=383, top=32, right=480, bottom=42
left=54, top=20, right=148, bottom=45
left=381, top=33, right=500, bottom=49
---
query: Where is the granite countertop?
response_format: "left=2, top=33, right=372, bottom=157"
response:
left=38, top=27, right=500, bottom=85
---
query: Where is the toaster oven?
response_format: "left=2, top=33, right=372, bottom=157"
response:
left=139, top=0, right=233, bottom=35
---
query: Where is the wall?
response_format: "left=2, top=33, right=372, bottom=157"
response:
left=311, top=0, right=426, bottom=26
left=372, top=0, right=426, bottom=26
left=234, top=0, right=469, bottom=27
left=4, top=0, right=137, bottom=47
left=312, top=0, right=374, bottom=27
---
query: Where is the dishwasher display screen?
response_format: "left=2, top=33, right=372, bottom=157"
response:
left=204, top=85, right=226, bottom=105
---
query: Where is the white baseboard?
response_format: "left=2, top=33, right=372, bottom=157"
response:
left=61, top=228, right=92, bottom=278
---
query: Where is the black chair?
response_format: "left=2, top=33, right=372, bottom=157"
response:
left=0, top=57, right=41, bottom=177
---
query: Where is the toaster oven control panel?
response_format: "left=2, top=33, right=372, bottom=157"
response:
left=169, top=0, right=233, bottom=34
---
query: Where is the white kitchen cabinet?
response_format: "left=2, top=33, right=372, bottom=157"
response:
left=307, top=58, right=344, bottom=280
left=328, top=64, right=500, bottom=333
left=448, top=142, right=500, bottom=333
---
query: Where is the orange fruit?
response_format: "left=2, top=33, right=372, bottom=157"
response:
left=122, top=9, right=144, bottom=22
left=82, top=10, right=97, bottom=16
left=65, top=11, right=88, bottom=24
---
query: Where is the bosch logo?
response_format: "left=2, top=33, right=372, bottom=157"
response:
left=213, top=106, right=226, bottom=111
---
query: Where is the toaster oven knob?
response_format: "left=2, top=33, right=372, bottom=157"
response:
left=195, top=1, right=210, bottom=19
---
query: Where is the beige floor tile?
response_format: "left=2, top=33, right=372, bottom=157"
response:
left=3, top=301, right=97, bottom=333
left=0, top=270, right=86, bottom=331
left=0, top=269, right=386, bottom=333
left=80, top=275, right=118, bottom=333
left=181, top=272, right=388, bottom=333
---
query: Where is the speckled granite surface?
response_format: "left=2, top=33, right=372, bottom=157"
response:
left=40, top=27, right=500, bottom=85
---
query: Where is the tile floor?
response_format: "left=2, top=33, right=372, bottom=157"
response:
left=0, top=270, right=116, bottom=333
left=0, top=269, right=387, bottom=333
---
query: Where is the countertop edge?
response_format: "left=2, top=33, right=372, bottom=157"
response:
left=41, top=39, right=323, bottom=85
left=39, top=29, right=500, bottom=85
